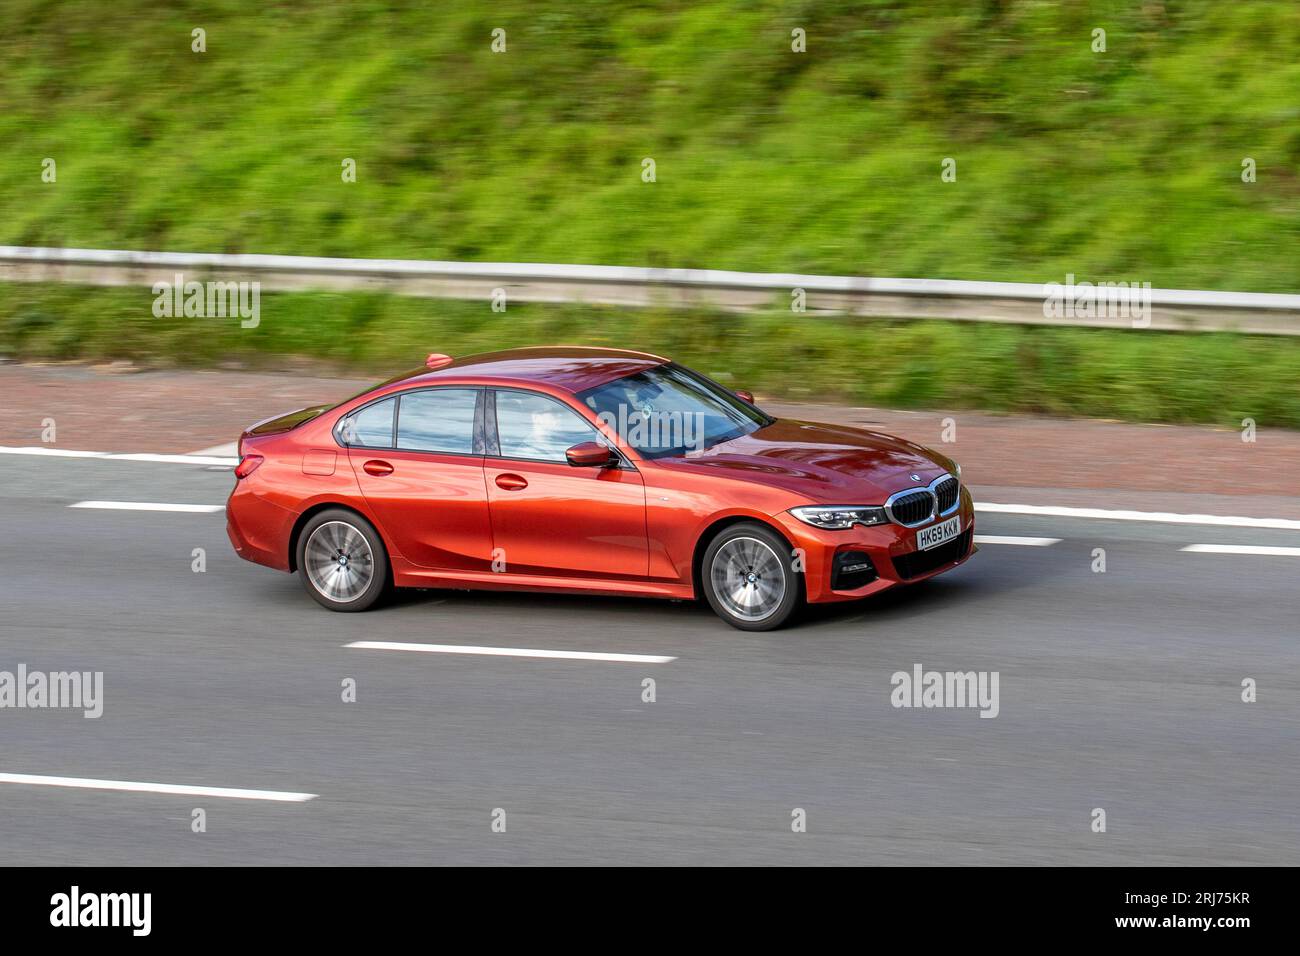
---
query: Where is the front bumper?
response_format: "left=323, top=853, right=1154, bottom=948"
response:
left=773, top=487, right=977, bottom=604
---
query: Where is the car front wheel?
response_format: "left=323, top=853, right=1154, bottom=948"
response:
left=702, top=522, right=802, bottom=631
left=296, top=509, right=390, bottom=612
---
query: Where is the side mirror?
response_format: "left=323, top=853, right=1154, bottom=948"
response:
left=565, top=441, right=615, bottom=468
left=734, top=389, right=755, bottom=403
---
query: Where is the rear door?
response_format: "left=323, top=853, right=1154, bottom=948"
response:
left=343, top=387, right=493, bottom=571
left=484, top=388, right=648, bottom=580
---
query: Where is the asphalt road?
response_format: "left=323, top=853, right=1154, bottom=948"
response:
left=1, top=453, right=1297, bottom=865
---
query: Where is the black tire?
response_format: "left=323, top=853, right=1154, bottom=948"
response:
left=295, top=508, right=390, bottom=612
left=701, top=522, right=802, bottom=631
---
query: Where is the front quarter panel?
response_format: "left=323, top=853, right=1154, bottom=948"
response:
left=640, top=461, right=807, bottom=584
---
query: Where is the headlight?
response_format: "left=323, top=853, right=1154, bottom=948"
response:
left=789, top=505, right=888, bottom=530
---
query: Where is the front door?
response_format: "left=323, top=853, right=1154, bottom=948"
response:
left=484, top=388, right=648, bottom=579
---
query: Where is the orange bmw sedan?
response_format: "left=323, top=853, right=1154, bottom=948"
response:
left=227, top=347, right=975, bottom=630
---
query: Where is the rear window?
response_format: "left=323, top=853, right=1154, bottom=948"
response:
left=248, top=403, right=331, bottom=435
left=339, top=397, right=396, bottom=447
left=397, top=389, right=478, bottom=454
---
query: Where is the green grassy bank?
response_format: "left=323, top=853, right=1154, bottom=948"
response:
left=1, top=0, right=1297, bottom=290
left=3, top=282, right=1296, bottom=428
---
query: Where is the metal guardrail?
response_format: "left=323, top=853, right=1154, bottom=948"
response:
left=2, top=245, right=1297, bottom=334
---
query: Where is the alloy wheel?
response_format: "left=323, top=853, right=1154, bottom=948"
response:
left=709, top=535, right=787, bottom=622
left=304, top=520, right=375, bottom=603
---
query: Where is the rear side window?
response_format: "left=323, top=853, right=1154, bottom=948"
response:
left=339, top=397, right=396, bottom=447
left=397, top=389, right=478, bottom=454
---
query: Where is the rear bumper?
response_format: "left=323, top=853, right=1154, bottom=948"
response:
left=773, top=488, right=977, bottom=604
left=226, top=482, right=295, bottom=571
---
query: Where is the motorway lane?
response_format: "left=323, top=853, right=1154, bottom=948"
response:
left=1, top=456, right=1298, bottom=865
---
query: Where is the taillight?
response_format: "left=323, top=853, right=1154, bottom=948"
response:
left=234, top=454, right=264, bottom=479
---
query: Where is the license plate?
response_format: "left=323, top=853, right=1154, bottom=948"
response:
left=916, top=515, right=962, bottom=551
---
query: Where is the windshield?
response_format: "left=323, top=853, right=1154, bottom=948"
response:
left=578, top=363, right=771, bottom=458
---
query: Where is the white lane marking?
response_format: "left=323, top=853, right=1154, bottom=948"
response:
left=977, top=502, right=1300, bottom=531
left=15, top=444, right=1297, bottom=531
left=70, top=500, right=224, bottom=513
left=0, top=445, right=236, bottom=466
left=973, top=534, right=1061, bottom=546
left=0, top=446, right=105, bottom=458
left=346, top=640, right=676, bottom=664
left=106, top=453, right=235, bottom=466
left=0, top=772, right=315, bottom=802
left=1181, top=544, right=1300, bottom=557
left=189, top=441, right=239, bottom=457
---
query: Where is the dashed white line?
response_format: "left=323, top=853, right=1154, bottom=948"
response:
left=69, top=500, right=224, bottom=513
left=973, top=534, right=1061, bottom=546
left=103, top=452, right=235, bottom=466
left=977, top=502, right=1300, bottom=531
left=0, top=446, right=106, bottom=459
left=0, top=772, right=315, bottom=802
left=1180, top=544, right=1300, bottom=557
left=346, top=640, right=676, bottom=664
left=189, top=441, right=239, bottom=457
left=18, top=444, right=1300, bottom=542
left=0, top=445, right=236, bottom=466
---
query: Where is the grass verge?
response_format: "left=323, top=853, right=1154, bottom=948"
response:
left=2, top=282, right=1296, bottom=429
left=1, top=1, right=1297, bottom=291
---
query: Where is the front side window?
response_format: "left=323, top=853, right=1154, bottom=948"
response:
left=339, top=396, right=396, bottom=447
left=397, top=389, right=478, bottom=454
left=578, top=362, right=768, bottom=458
left=494, top=390, right=598, bottom=462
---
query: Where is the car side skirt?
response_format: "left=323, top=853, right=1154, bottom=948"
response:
left=392, top=562, right=695, bottom=600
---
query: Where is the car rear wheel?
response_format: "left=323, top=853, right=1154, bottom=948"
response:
left=702, top=522, right=802, bottom=631
left=296, top=509, right=389, bottom=612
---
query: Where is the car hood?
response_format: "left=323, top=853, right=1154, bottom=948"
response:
left=664, top=419, right=955, bottom=503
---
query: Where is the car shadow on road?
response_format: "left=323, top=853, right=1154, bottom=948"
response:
left=800, top=576, right=969, bottom=629
left=384, top=585, right=716, bottom=623
left=374, top=543, right=1067, bottom=632
left=798, top=544, right=1071, bottom=631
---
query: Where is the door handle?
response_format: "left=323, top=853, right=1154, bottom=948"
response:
left=363, top=459, right=394, bottom=476
left=494, top=473, right=528, bottom=491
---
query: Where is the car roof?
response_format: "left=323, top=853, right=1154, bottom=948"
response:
left=379, top=346, right=669, bottom=395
